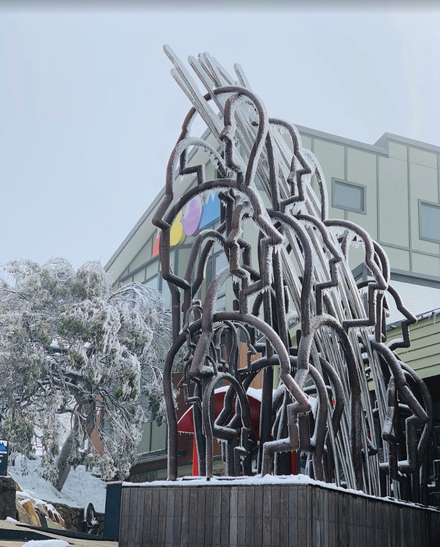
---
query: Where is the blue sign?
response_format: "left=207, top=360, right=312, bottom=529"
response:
left=0, top=440, right=8, bottom=476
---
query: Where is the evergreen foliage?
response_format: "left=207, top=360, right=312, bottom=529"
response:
left=0, top=258, right=171, bottom=487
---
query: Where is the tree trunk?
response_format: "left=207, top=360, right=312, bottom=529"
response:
left=55, top=429, right=74, bottom=492
left=56, top=403, right=98, bottom=492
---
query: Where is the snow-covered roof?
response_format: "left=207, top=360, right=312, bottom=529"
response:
left=386, top=279, right=440, bottom=325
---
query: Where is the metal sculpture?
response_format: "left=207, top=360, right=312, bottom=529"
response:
left=153, top=47, right=437, bottom=503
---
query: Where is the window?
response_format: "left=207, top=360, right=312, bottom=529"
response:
left=214, top=253, right=228, bottom=297
left=146, top=259, right=159, bottom=280
left=419, top=201, right=440, bottom=243
left=133, top=269, right=145, bottom=283
left=161, top=279, right=171, bottom=308
left=206, top=251, right=228, bottom=297
left=137, top=421, right=167, bottom=455
left=333, top=179, right=365, bottom=214
left=175, top=245, right=192, bottom=278
left=144, top=275, right=159, bottom=290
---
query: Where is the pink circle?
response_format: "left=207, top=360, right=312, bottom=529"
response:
left=182, top=195, right=203, bottom=236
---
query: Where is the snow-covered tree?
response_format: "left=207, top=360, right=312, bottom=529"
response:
left=0, top=258, right=171, bottom=489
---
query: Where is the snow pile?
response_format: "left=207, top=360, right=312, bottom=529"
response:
left=9, top=455, right=107, bottom=513
left=22, top=541, right=69, bottom=547
left=16, top=490, right=65, bottom=527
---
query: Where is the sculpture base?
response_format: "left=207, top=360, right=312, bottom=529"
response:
left=119, top=477, right=440, bottom=547
left=0, top=476, right=16, bottom=521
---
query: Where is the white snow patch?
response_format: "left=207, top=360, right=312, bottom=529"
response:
left=19, top=498, right=31, bottom=505
left=9, top=455, right=107, bottom=513
left=21, top=541, right=69, bottom=547
left=124, top=474, right=440, bottom=511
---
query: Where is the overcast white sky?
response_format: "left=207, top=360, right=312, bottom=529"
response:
left=0, top=4, right=439, bottom=271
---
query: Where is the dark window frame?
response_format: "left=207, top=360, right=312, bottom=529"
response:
left=332, top=178, right=366, bottom=214
left=419, top=200, right=440, bottom=244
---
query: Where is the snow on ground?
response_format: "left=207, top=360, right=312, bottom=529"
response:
left=8, top=455, right=107, bottom=513
left=22, top=541, right=69, bottom=547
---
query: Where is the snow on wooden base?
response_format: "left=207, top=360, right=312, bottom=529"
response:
left=119, top=480, right=440, bottom=547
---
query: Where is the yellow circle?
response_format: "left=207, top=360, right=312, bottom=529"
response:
left=170, top=214, right=185, bottom=246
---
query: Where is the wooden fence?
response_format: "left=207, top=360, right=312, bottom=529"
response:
left=119, top=480, right=440, bottom=547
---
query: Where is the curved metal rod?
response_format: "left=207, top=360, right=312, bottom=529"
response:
left=218, top=86, right=269, bottom=187
left=203, top=372, right=253, bottom=477
left=319, top=356, right=345, bottom=437
left=269, top=210, right=314, bottom=337
left=307, top=364, right=329, bottom=482
left=324, top=219, right=387, bottom=290
left=163, top=318, right=202, bottom=480
left=399, top=360, right=433, bottom=467
left=297, top=314, right=363, bottom=490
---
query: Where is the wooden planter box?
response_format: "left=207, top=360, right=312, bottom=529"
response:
left=119, top=478, right=440, bottom=547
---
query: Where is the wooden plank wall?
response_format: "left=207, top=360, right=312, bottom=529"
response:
left=119, top=482, right=440, bottom=547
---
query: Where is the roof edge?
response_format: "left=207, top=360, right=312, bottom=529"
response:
left=104, top=187, right=165, bottom=272
left=296, top=124, right=388, bottom=156
left=375, top=132, right=440, bottom=154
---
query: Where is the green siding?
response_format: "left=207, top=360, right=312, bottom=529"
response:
left=388, top=314, right=440, bottom=379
